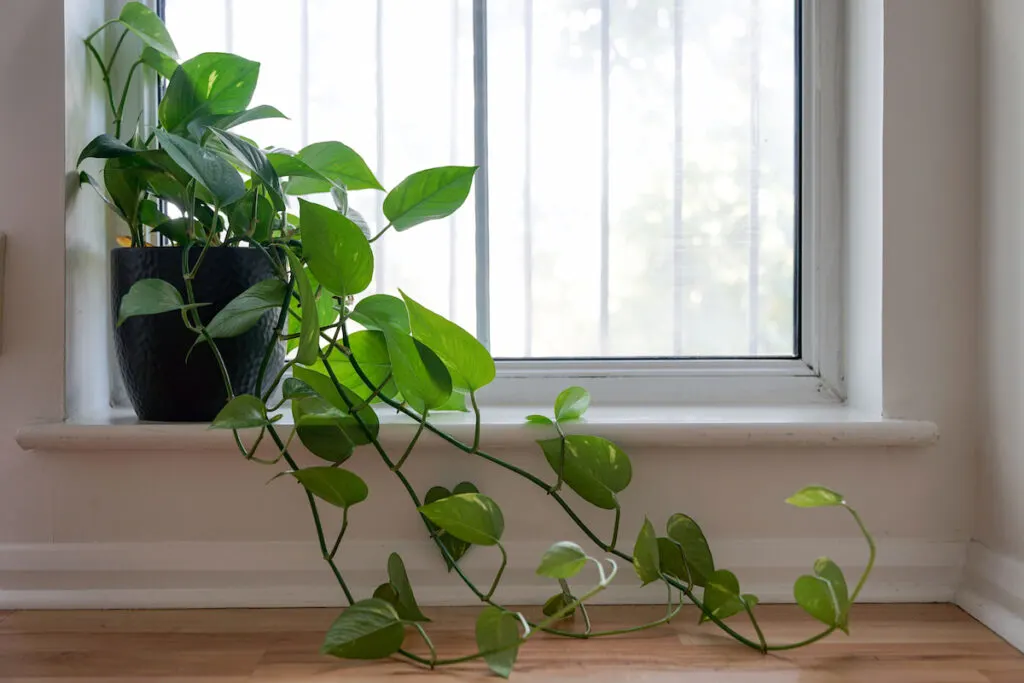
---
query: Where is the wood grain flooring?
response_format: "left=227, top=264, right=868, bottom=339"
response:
left=0, top=604, right=1020, bottom=681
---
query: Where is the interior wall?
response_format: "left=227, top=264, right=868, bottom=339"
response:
left=0, top=0, right=985, bottom=609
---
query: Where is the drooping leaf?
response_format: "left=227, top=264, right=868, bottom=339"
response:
left=79, top=171, right=125, bottom=221
left=187, top=105, right=287, bottom=139
left=291, top=367, right=381, bottom=444
left=383, top=330, right=453, bottom=413
left=289, top=466, right=369, bottom=509
left=633, top=517, right=662, bottom=585
left=475, top=607, right=521, bottom=679
left=304, top=330, right=397, bottom=402
left=118, top=2, right=178, bottom=59
left=209, top=394, right=269, bottom=429
left=383, top=166, right=477, bottom=230
left=299, top=198, right=374, bottom=297
left=226, top=190, right=274, bottom=241
left=203, top=278, right=287, bottom=339
left=269, top=152, right=338, bottom=192
left=701, top=569, right=747, bottom=623
left=554, top=386, right=591, bottom=422
left=536, top=541, right=588, bottom=580
left=117, top=278, right=204, bottom=325
left=159, top=53, right=260, bottom=133
left=400, top=289, right=495, bottom=391
left=209, top=128, right=284, bottom=209
left=542, top=593, right=576, bottom=620
left=385, top=552, right=430, bottom=622
left=77, top=134, right=137, bottom=166
left=104, top=156, right=147, bottom=228
left=140, top=46, right=178, bottom=80
left=282, top=377, right=318, bottom=400
left=418, top=492, right=504, bottom=546
left=351, top=294, right=410, bottom=334
left=423, top=485, right=472, bottom=570
left=525, top=414, right=554, bottom=426
left=292, top=396, right=356, bottom=463
left=286, top=141, right=383, bottom=194
left=665, top=514, right=715, bottom=588
left=536, top=435, right=632, bottom=510
left=657, top=537, right=690, bottom=584
left=154, top=130, right=246, bottom=206
left=321, top=599, right=404, bottom=659
left=794, top=557, right=850, bottom=632
left=285, top=250, right=319, bottom=366
left=786, top=486, right=845, bottom=508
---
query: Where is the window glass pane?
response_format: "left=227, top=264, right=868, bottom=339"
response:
left=164, top=0, right=796, bottom=359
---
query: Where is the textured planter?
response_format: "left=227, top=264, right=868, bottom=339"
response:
left=111, top=246, right=284, bottom=422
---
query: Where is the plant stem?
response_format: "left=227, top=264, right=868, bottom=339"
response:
left=393, top=411, right=427, bottom=471
left=610, top=504, right=621, bottom=551
left=113, top=59, right=144, bottom=139
left=470, top=390, right=481, bottom=453
left=368, top=223, right=392, bottom=243
left=84, top=39, right=118, bottom=125
left=328, top=508, right=348, bottom=560
left=256, top=269, right=294, bottom=396
left=846, top=504, right=876, bottom=603
left=744, top=601, right=768, bottom=653
left=410, top=622, right=437, bottom=668
left=484, top=542, right=508, bottom=601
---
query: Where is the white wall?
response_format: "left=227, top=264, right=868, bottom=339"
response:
left=959, top=0, right=1024, bottom=652
left=0, top=0, right=984, bottom=612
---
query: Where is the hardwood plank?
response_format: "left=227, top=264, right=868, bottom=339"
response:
left=0, top=604, right=1017, bottom=682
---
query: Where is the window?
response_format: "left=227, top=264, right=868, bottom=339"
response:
left=163, top=0, right=821, bottom=370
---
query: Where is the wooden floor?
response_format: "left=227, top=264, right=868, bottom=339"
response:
left=0, top=604, right=1020, bottom=682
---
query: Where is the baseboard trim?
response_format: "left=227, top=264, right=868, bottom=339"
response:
left=0, top=537, right=965, bottom=609
left=956, top=541, right=1024, bottom=653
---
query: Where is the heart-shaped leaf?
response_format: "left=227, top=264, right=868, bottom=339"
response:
left=289, top=466, right=368, bottom=509
left=118, top=2, right=178, bottom=59
left=633, top=517, right=662, bottom=585
left=203, top=278, right=286, bottom=339
left=159, top=53, right=259, bottom=134
left=542, top=593, right=576, bottom=620
left=292, top=396, right=356, bottom=463
left=299, top=198, right=374, bottom=297
left=382, top=331, right=453, bottom=413
left=424, top=485, right=472, bottom=570
left=351, top=294, right=411, bottom=333
left=77, top=134, right=138, bottom=166
left=154, top=130, right=246, bottom=206
left=401, top=290, right=495, bottom=391
left=786, top=486, right=845, bottom=508
left=117, top=278, right=205, bottom=325
left=475, top=606, right=521, bottom=679
left=140, top=46, right=179, bottom=79
left=384, top=552, right=429, bottom=622
left=701, top=569, right=746, bottom=623
left=187, top=105, right=287, bottom=139
left=303, top=330, right=397, bottom=403
left=794, top=556, right=850, bottom=632
left=536, top=541, right=588, bottom=579
left=418, top=493, right=504, bottom=546
left=285, top=250, right=319, bottom=366
left=209, top=128, right=284, bottom=209
left=666, top=514, right=715, bottom=588
left=290, top=368, right=380, bottom=444
left=209, top=394, right=269, bottom=430
left=321, top=599, right=404, bottom=659
left=536, top=435, right=632, bottom=510
left=525, top=414, right=554, bottom=426
left=286, top=141, right=383, bottom=194
left=383, top=166, right=478, bottom=231
left=657, top=537, right=690, bottom=584
left=554, top=386, right=590, bottom=422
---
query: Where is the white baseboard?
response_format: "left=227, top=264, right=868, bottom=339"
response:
left=956, top=541, right=1024, bottom=652
left=0, top=537, right=965, bottom=609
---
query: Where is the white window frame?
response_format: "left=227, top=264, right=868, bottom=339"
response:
left=81, top=0, right=844, bottom=418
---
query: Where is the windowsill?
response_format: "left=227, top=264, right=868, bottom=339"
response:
left=15, top=405, right=939, bottom=453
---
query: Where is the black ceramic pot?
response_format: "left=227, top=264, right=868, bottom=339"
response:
left=111, top=246, right=285, bottom=422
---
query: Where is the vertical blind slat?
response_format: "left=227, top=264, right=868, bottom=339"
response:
left=672, top=0, right=685, bottom=356
left=599, top=0, right=611, bottom=355
left=748, top=0, right=762, bottom=355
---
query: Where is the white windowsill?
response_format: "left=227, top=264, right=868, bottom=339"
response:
left=16, top=406, right=938, bottom=453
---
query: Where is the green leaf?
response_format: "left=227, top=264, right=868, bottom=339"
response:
left=77, top=134, right=137, bottom=166
left=794, top=557, right=850, bottom=632
left=536, top=541, right=588, bottom=579
left=786, top=486, right=845, bottom=508
left=400, top=290, right=495, bottom=391
left=372, top=582, right=399, bottom=605
left=299, top=198, right=374, bottom=297
left=385, top=552, right=430, bottom=622
left=383, top=330, right=453, bottom=413
left=290, top=466, right=368, bottom=509
left=187, top=105, right=287, bottom=139
left=542, top=593, right=576, bottom=620
left=140, top=46, right=178, bottom=80
left=657, top=537, right=690, bottom=584
left=159, top=53, right=260, bottom=133
left=209, top=394, right=269, bottom=430
left=286, top=141, right=383, bottom=194
left=292, top=396, right=356, bottom=463
left=701, top=569, right=746, bottom=623
left=203, top=278, right=286, bottom=339
left=269, top=152, right=339, bottom=192
left=79, top=171, right=125, bottom=221
left=304, top=330, right=397, bottom=402
left=104, top=156, right=146, bottom=227
left=209, top=128, right=284, bottom=209
left=117, top=279, right=205, bottom=326
left=226, top=190, right=274, bottom=241
left=290, top=367, right=381, bottom=444
left=418, top=492, right=504, bottom=546
left=384, top=166, right=477, bottom=230
left=154, top=130, right=246, bottom=206
left=282, top=378, right=318, bottom=400
left=554, top=386, right=591, bottom=422
left=475, top=607, right=521, bottom=679
left=285, top=250, right=319, bottom=366
left=452, top=481, right=480, bottom=496
left=118, top=2, right=177, bottom=59
left=138, top=199, right=170, bottom=228
left=536, top=435, right=632, bottom=510
left=351, top=294, right=410, bottom=333
left=321, top=599, right=404, bottom=659
left=525, top=414, right=554, bottom=426
left=665, top=514, right=715, bottom=588
left=436, top=391, right=470, bottom=412
left=423, top=485, right=472, bottom=570
left=633, top=517, right=662, bottom=585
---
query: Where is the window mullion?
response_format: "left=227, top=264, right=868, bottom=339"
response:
left=472, top=0, right=491, bottom=349
left=599, top=0, right=611, bottom=355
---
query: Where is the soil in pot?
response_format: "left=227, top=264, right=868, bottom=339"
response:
left=111, top=246, right=285, bottom=422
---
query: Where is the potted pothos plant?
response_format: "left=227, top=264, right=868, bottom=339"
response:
left=78, top=5, right=877, bottom=679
